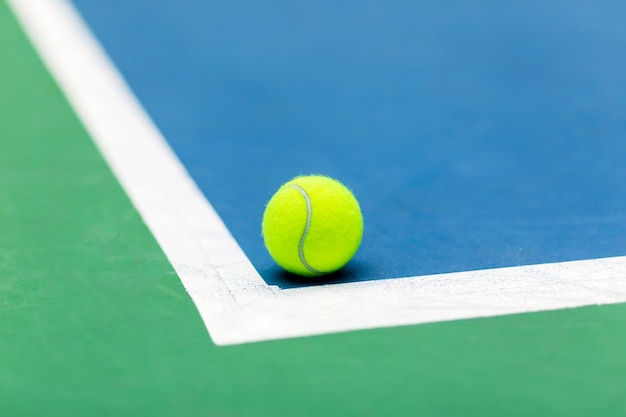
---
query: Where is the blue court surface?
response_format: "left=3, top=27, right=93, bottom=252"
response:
left=72, top=0, right=626, bottom=287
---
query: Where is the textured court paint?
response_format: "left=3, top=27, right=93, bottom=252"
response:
left=9, top=0, right=626, bottom=347
left=8, top=0, right=273, bottom=346
left=2, top=2, right=626, bottom=416
left=0, top=2, right=211, bottom=414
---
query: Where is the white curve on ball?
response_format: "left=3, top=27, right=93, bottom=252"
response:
left=290, top=184, right=322, bottom=275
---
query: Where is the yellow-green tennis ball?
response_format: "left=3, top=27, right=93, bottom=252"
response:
left=262, top=175, right=363, bottom=277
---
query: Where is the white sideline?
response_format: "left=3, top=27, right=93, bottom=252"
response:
left=10, top=0, right=626, bottom=345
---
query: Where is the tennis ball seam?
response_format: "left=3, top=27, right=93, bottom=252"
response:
left=290, top=184, right=322, bottom=275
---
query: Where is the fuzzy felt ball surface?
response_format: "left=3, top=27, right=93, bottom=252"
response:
left=262, top=175, right=363, bottom=277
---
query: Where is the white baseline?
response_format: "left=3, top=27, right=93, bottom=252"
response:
left=10, top=0, right=626, bottom=345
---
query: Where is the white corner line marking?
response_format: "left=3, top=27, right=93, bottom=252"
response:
left=10, top=0, right=626, bottom=346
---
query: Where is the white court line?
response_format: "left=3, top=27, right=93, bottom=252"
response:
left=10, top=0, right=626, bottom=346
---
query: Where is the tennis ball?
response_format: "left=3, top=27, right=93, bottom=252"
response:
left=262, top=175, right=363, bottom=277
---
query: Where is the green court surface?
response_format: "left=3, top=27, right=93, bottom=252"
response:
left=1, top=2, right=625, bottom=416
